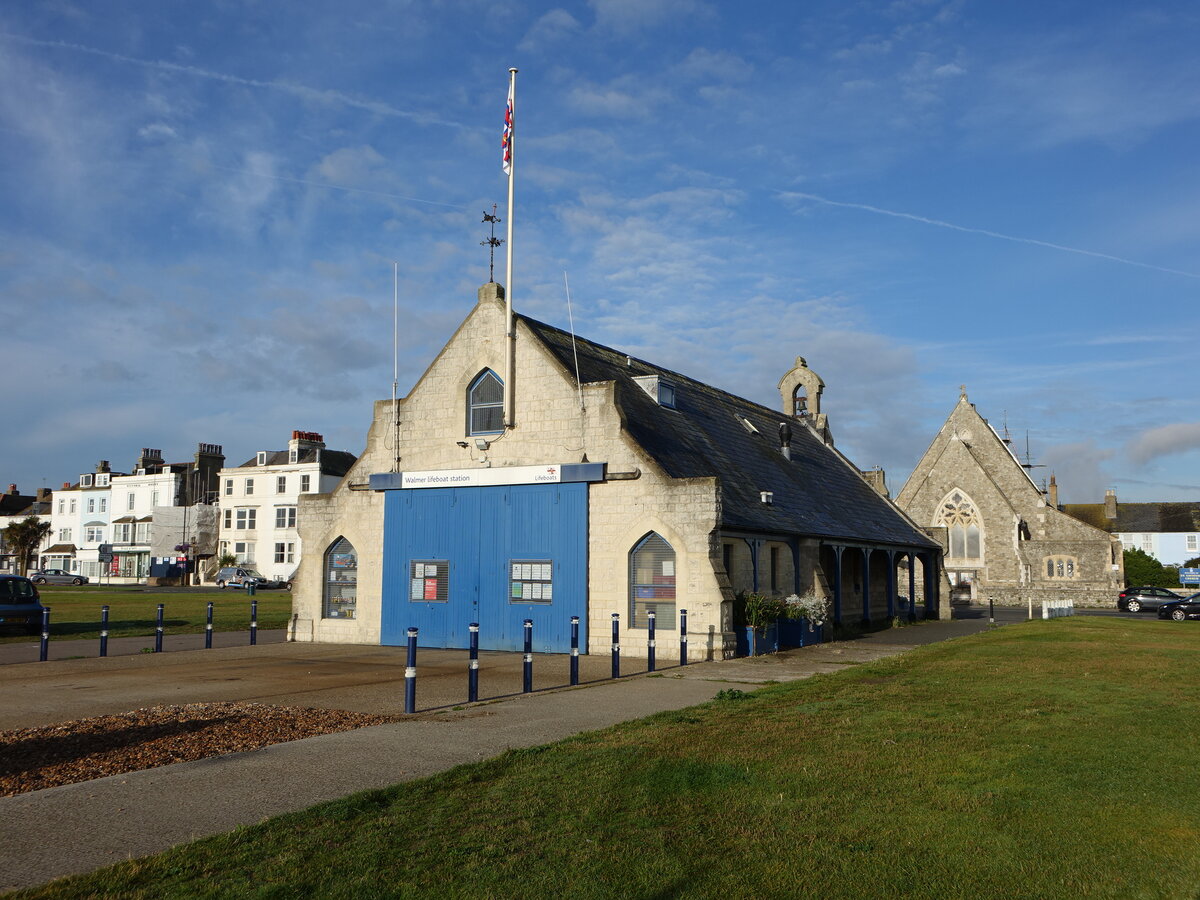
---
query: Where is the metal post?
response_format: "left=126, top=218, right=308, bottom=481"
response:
left=99, top=605, right=109, bottom=657
left=569, top=615, right=580, bottom=686
left=611, top=612, right=620, bottom=679
left=988, top=596, right=994, bottom=625
left=250, top=598, right=258, bottom=645
left=155, top=603, right=164, bottom=652
left=39, top=607, right=50, bottom=662
left=680, top=608, right=688, bottom=666
left=205, top=601, right=214, bottom=649
left=405, top=627, right=418, bottom=713
left=647, top=610, right=656, bottom=672
left=468, top=622, right=479, bottom=703
left=522, top=619, right=533, bottom=693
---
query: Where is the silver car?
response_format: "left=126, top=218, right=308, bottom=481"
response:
left=29, top=568, right=89, bottom=586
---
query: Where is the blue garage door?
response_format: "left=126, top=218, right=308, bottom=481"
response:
left=380, top=482, right=588, bottom=653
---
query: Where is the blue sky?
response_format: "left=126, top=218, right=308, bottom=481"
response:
left=2, top=0, right=1198, bottom=504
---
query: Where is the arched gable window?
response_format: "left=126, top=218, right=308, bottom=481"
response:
left=629, top=532, right=676, bottom=630
left=324, top=537, right=357, bottom=620
left=467, top=370, right=504, bottom=435
left=937, top=490, right=982, bottom=560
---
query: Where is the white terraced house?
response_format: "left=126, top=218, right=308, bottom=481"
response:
left=216, top=431, right=356, bottom=585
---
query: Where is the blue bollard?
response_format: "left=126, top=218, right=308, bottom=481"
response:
left=522, top=619, right=533, bottom=693
left=250, top=599, right=258, bottom=646
left=569, top=615, right=580, bottom=686
left=647, top=610, right=656, bottom=672
left=205, top=601, right=213, bottom=649
left=611, top=613, right=620, bottom=678
left=155, top=603, right=164, bottom=653
left=680, top=608, right=688, bottom=666
left=99, top=605, right=110, bottom=657
left=404, top=627, right=418, bottom=713
left=468, top=622, right=479, bottom=703
left=39, top=607, right=50, bottom=662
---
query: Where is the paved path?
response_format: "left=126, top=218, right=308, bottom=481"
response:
left=0, top=616, right=1004, bottom=892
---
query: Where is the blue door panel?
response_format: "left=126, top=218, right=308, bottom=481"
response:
left=380, top=483, right=587, bottom=653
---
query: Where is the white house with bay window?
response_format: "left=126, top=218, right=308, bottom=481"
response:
left=216, top=431, right=357, bottom=584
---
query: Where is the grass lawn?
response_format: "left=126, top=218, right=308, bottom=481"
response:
left=0, top=586, right=292, bottom=644
left=19, top=617, right=1200, bottom=899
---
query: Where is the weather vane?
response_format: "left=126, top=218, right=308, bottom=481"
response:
left=481, top=204, right=504, bottom=282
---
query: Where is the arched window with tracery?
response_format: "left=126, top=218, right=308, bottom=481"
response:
left=629, top=532, right=676, bottom=629
left=324, top=537, right=357, bottom=620
left=467, top=369, right=504, bottom=435
left=937, top=490, right=982, bottom=560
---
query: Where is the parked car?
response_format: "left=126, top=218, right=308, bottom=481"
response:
left=1158, top=592, right=1200, bottom=621
left=215, top=567, right=286, bottom=589
left=0, top=575, right=47, bottom=634
left=29, top=568, right=88, bottom=586
left=1117, top=586, right=1182, bottom=613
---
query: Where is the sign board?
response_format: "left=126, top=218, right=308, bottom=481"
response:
left=400, top=465, right=562, bottom=490
left=369, top=463, right=605, bottom=492
left=1180, top=567, right=1200, bottom=585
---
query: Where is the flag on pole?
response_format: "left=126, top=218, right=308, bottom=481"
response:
left=502, top=82, right=514, bottom=176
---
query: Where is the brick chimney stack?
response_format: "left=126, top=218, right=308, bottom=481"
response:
left=7, top=484, right=16, bottom=495
left=1048, top=474, right=1058, bottom=509
left=1104, top=489, right=1118, bottom=519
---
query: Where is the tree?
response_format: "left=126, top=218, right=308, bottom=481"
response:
left=1184, top=556, right=1200, bottom=569
left=1123, top=548, right=1181, bottom=589
left=1, top=516, right=52, bottom=575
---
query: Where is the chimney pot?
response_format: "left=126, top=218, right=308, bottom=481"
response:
left=7, top=484, right=15, bottom=494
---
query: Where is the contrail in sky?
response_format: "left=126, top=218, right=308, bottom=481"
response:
left=0, top=32, right=467, bottom=129
left=783, top=191, right=1200, bottom=280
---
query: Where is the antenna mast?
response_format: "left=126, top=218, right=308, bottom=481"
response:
left=392, top=262, right=400, bottom=472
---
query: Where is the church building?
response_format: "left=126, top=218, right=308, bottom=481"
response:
left=291, top=283, right=943, bottom=659
left=895, top=390, right=1123, bottom=607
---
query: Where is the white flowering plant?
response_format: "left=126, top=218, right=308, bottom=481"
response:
left=784, top=593, right=829, bottom=625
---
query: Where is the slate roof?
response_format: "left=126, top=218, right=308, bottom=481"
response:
left=233, top=448, right=357, bottom=478
left=520, top=315, right=938, bottom=550
left=1062, top=502, right=1200, bottom=534
left=0, top=493, right=39, bottom=516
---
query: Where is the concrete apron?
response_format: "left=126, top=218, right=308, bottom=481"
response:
left=0, top=623, right=975, bottom=892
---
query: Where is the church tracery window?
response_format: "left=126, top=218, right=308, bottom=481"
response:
left=938, top=490, right=982, bottom=560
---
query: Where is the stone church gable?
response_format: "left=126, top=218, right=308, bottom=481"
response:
left=897, top=391, right=1122, bottom=607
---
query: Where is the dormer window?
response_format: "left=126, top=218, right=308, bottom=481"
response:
left=96, top=474, right=109, bottom=487
left=80, top=474, right=93, bottom=487
left=289, top=449, right=298, bottom=464
left=467, top=370, right=504, bottom=435
left=257, top=451, right=268, bottom=466
left=632, top=375, right=677, bottom=409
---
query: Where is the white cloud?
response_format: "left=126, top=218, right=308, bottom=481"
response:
left=1127, top=423, right=1200, bottom=465
left=1040, top=441, right=1113, bottom=504
left=587, top=0, right=712, bottom=35
left=518, top=9, right=582, bottom=51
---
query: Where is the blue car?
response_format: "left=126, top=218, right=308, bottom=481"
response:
left=1158, top=592, right=1200, bottom=622
left=0, top=575, right=47, bottom=634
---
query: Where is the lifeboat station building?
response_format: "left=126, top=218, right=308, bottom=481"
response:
left=292, top=283, right=943, bottom=659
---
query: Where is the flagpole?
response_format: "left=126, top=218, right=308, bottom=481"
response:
left=504, top=66, right=517, bottom=429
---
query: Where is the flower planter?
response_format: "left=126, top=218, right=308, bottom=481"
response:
left=737, top=624, right=779, bottom=656
left=776, top=617, right=824, bottom=649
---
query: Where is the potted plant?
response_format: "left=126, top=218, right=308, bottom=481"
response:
left=778, top=593, right=829, bottom=648
left=743, top=593, right=788, bottom=656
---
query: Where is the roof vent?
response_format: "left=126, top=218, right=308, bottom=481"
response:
left=760, top=491, right=774, bottom=505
